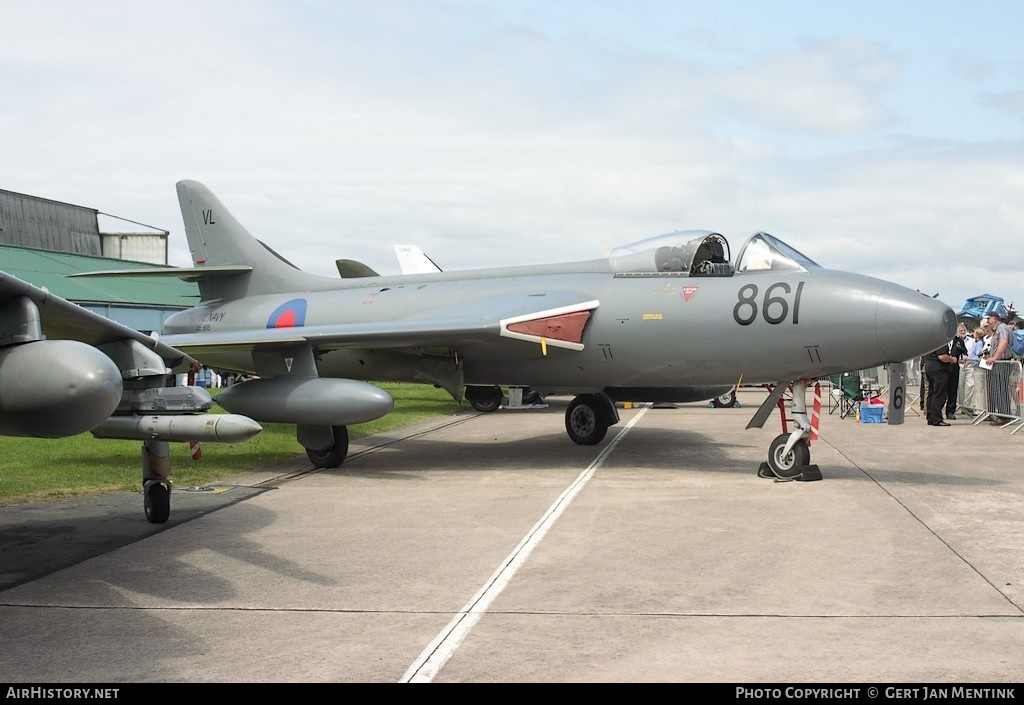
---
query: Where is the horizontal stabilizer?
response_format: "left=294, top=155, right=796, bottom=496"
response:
left=69, top=265, right=253, bottom=282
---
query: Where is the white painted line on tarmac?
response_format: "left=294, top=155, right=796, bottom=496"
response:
left=400, top=404, right=650, bottom=683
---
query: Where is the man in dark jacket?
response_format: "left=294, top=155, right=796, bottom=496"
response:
left=923, top=344, right=957, bottom=426
left=945, top=326, right=969, bottom=419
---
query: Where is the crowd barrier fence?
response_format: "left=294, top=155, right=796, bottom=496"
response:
left=957, top=359, right=1023, bottom=435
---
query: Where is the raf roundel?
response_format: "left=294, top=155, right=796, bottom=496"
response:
left=266, top=298, right=308, bottom=328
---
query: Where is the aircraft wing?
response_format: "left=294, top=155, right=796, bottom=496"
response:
left=0, top=269, right=188, bottom=366
left=162, top=292, right=600, bottom=355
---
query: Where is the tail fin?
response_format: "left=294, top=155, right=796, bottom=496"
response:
left=393, top=244, right=443, bottom=274
left=176, top=180, right=331, bottom=301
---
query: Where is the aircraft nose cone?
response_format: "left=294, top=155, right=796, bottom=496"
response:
left=875, top=285, right=956, bottom=362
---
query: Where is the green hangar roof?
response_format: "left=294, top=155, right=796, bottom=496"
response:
left=0, top=244, right=198, bottom=307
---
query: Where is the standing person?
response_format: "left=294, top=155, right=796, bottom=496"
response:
left=923, top=344, right=956, bottom=426
left=962, top=327, right=987, bottom=416
left=945, top=324, right=969, bottom=419
left=981, top=312, right=1014, bottom=426
left=942, top=325, right=966, bottom=418
left=918, top=355, right=927, bottom=411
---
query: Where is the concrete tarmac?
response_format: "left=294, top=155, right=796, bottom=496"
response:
left=0, top=388, right=1022, bottom=683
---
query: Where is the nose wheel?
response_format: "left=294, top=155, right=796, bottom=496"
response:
left=769, top=433, right=809, bottom=471
left=758, top=433, right=820, bottom=482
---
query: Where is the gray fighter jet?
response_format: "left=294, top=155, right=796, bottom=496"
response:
left=82, top=180, right=955, bottom=504
left=0, top=269, right=262, bottom=522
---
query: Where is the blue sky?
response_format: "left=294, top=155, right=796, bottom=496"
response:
left=2, top=0, right=1022, bottom=310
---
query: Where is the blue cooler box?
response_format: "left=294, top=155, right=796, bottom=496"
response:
left=860, top=405, right=884, bottom=423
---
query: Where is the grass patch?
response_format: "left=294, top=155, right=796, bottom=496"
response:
left=0, top=383, right=465, bottom=505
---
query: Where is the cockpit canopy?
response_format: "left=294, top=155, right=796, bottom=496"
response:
left=610, top=230, right=819, bottom=276
left=735, top=231, right=820, bottom=273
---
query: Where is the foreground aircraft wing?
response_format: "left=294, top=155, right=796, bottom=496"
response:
left=163, top=291, right=600, bottom=354
left=1, top=268, right=261, bottom=524
left=0, top=269, right=186, bottom=363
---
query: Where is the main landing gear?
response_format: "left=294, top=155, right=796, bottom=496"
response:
left=710, top=389, right=738, bottom=408
left=465, top=385, right=546, bottom=412
left=564, top=393, right=619, bottom=445
left=301, top=425, right=350, bottom=469
left=142, top=439, right=172, bottom=524
left=465, top=385, right=503, bottom=413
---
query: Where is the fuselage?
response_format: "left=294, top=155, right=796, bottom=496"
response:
left=163, top=258, right=955, bottom=394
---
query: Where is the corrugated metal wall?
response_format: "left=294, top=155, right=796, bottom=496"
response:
left=0, top=189, right=167, bottom=264
left=0, top=189, right=103, bottom=254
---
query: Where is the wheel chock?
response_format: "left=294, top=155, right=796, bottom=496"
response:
left=795, top=465, right=822, bottom=481
left=756, top=463, right=822, bottom=482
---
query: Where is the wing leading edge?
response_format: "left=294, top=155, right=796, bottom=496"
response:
left=0, top=269, right=187, bottom=364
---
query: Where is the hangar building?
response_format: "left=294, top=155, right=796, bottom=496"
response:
left=0, top=188, right=197, bottom=333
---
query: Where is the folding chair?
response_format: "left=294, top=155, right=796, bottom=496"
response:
left=828, top=374, right=843, bottom=415
left=828, top=372, right=864, bottom=419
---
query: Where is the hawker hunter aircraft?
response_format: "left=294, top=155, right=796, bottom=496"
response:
left=79, top=180, right=955, bottom=490
left=0, top=269, right=262, bottom=522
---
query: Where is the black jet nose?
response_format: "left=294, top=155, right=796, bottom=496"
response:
left=875, top=285, right=956, bottom=363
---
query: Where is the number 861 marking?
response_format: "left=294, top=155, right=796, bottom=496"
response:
left=733, top=282, right=805, bottom=326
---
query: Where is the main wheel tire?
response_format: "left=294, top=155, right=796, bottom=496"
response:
left=466, top=385, right=503, bottom=412
left=711, top=390, right=737, bottom=408
left=306, top=426, right=350, bottom=468
left=144, top=481, right=170, bottom=524
left=565, top=395, right=609, bottom=445
left=768, top=433, right=810, bottom=475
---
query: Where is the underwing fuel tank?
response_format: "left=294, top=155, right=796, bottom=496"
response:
left=91, top=414, right=263, bottom=443
left=0, top=340, right=122, bottom=438
left=213, top=377, right=395, bottom=426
